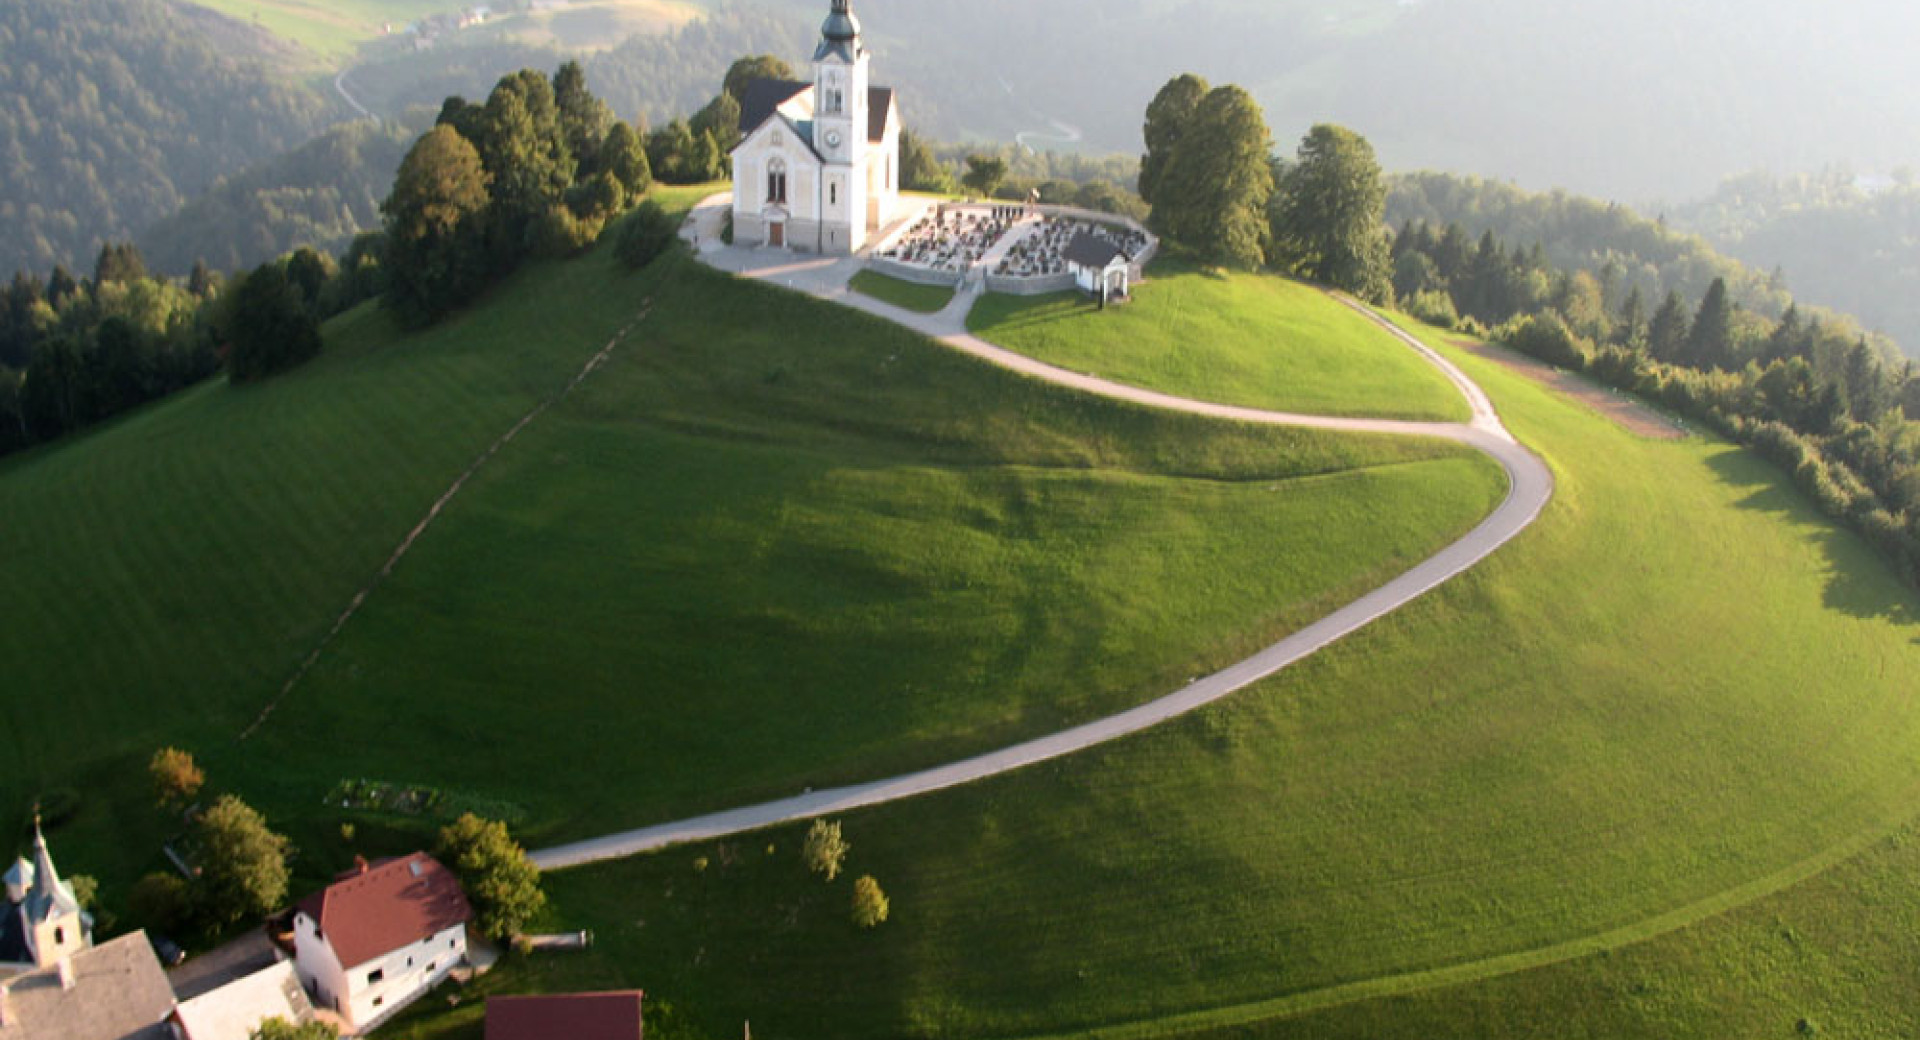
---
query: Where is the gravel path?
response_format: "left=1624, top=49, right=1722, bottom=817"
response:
left=531, top=203, right=1553, bottom=870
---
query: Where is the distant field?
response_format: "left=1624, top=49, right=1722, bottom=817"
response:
left=181, top=0, right=700, bottom=62
left=382, top=309, right=1920, bottom=1040
left=968, top=260, right=1471, bottom=422
left=0, top=184, right=1495, bottom=906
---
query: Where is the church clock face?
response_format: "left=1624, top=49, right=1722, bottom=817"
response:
left=825, top=129, right=843, bottom=148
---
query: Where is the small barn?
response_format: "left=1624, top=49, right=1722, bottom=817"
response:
left=1064, top=232, right=1132, bottom=306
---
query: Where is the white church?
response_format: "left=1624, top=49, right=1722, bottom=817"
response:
left=730, top=0, right=901, bottom=254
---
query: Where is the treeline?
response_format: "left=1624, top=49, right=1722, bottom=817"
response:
left=0, top=247, right=222, bottom=454
left=1670, top=168, right=1920, bottom=359
left=0, top=0, right=333, bottom=280
left=1392, top=221, right=1920, bottom=586
left=908, top=139, right=1148, bottom=219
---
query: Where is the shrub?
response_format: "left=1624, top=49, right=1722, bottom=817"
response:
left=1502, top=311, right=1590, bottom=371
left=802, top=819, right=849, bottom=882
left=851, top=875, right=889, bottom=929
left=128, top=873, right=190, bottom=934
left=616, top=202, right=679, bottom=270
left=149, top=747, right=204, bottom=809
left=1405, top=289, right=1458, bottom=329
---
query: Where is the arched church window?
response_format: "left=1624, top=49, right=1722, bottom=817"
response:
left=767, top=158, right=788, bottom=204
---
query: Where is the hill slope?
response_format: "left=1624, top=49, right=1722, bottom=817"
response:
left=0, top=194, right=1498, bottom=892
left=394, top=306, right=1920, bottom=1040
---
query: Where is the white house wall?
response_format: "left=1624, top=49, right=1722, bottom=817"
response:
left=292, top=912, right=467, bottom=1029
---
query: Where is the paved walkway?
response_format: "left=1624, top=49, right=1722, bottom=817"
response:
left=532, top=200, right=1553, bottom=870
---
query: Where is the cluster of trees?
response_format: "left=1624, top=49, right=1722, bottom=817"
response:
left=1394, top=220, right=1920, bottom=587
left=912, top=140, right=1147, bottom=219
left=384, top=62, right=652, bottom=323
left=0, top=245, right=225, bottom=454
left=127, top=748, right=293, bottom=936
left=641, top=55, right=795, bottom=186
left=0, top=0, right=332, bottom=280
left=1138, top=74, right=1393, bottom=300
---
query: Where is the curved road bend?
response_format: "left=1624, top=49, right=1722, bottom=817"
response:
left=532, top=209, right=1553, bottom=870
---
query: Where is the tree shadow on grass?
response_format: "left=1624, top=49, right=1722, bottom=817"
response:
left=1705, top=450, right=1919, bottom=634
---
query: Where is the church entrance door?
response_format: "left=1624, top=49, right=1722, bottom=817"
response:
left=769, top=221, right=786, bottom=248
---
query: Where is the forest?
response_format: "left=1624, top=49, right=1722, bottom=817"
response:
left=0, top=0, right=336, bottom=280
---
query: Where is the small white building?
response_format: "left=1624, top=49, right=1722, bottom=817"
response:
left=171, top=960, right=315, bottom=1040
left=1064, top=232, right=1134, bottom=305
left=291, top=853, right=471, bottom=1032
left=730, top=0, right=901, bottom=254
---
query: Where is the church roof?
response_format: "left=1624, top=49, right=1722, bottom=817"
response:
left=1064, top=232, right=1131, bottom=270
left=736, top=79, right=896, bottom=148
left=0, top=931, right=177, bottom=1040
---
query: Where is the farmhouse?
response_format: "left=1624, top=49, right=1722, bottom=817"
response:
left=730, top=0, right=901, bottom=253
left=291, top=852, right=472, bottom=1032
left=486, top=991, right=646, bottom=1040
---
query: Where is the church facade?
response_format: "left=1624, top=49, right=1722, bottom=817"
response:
left=730, top=0, right=901, bottom=254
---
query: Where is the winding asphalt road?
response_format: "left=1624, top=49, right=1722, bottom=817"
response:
left=530, top=201, right=1553, bottom=870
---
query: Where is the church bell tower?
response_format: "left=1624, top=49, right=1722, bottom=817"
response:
left=812, top=0, right=868, bottom=170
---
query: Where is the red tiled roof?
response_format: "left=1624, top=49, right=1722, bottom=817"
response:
left=296, top=852, right=471, bottom=970
left=485, top=991, right=646, bottom=1040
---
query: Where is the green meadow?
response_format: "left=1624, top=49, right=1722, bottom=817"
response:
left=0, top=188, right=1496, bottom=906
left=383, top=303, right=1920, bottom=1040
left=967, top=259, right=1471, bottom=422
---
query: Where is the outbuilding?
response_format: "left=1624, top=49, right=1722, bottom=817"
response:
left=1063, top=232, right=1133, bottom=306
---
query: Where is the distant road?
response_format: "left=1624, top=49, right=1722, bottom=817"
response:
left=335, top=67, right=376, bottom=121
left=530, top=199, right=1553, bottom=870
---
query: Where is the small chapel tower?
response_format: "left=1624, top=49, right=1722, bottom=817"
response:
left=4, top=817, right=91, bottom=969
left=812, top=0, right=870, bottom=251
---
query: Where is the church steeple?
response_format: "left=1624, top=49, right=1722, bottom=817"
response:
left=816, top=0, right=863, bottom=62
left=19, top=814, right=87, bottom=967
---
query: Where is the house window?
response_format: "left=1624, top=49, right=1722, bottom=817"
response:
left=368, top=968, right=385, bottom=985
left=830, top=183, right=838, bottom=207
left=426, top=961, right=437, bottom=973
left=53, top=927, right=63, bottom=945
left=373, top=996, right=385, bottom=1008
left=767, top=159, right=788, bottom=204
left=449, top=938, right=456, bottom=949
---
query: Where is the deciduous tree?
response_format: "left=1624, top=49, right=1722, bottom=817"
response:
left=1138, top=74, right=1208, bottom=205
left=723, top=55, right=796, bottom=102
left=149, top=747, right=204, bottom=808
left=194, top=795, right=291, bottom=925
left=382, top=125, right=492, bottom=323
left=227, top=262, right=321, bottom=383
left=437, top=814, right=545, bottom=942
left=1268, top=123, right=1389, bottom=300
left=1153, top=86, right=1272, bottom=269
left=850, top=875, right=889, bottom=929
left=961, top=155, right=1009, bottom=199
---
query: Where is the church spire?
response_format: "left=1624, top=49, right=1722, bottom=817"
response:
left=27, top=814, right=76, bottom=918
left=816, top=0, right=863, bottom=60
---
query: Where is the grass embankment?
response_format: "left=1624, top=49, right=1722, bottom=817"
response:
left=0, top=186, right=1495, bottom=908
left=968, top=258, right=1470, bottom=422
left=850, top=269, right=955, bottom=313
left=391, top=305, right=1920, bottom=1040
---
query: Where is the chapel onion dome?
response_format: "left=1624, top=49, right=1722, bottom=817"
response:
left=816, top=0, right=864, bottom=61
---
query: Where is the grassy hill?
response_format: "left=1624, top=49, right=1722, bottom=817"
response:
left=968, top=260, right=1471, bottom=422
left=382, top=303, right=1920, bottom=1040
left=0, top=188, right=1499, bottom=903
